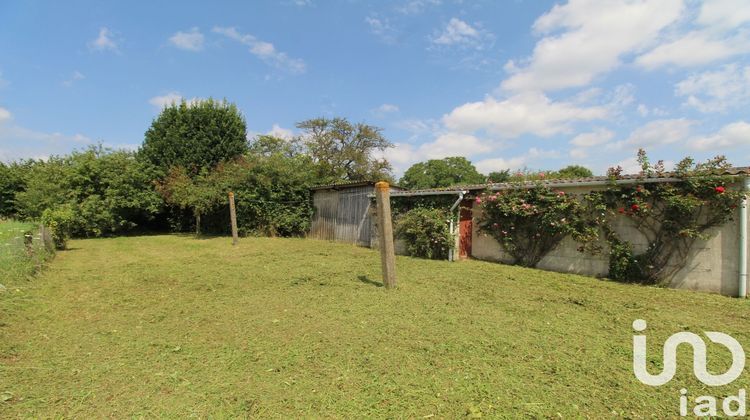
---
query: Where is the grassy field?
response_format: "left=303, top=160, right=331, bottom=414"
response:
left=0, top=220, right=53, bottom=287
left=2, top=235, right=750, bottom=417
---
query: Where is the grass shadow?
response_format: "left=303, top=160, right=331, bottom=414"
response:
left=357, top=275, right=383, bottom=288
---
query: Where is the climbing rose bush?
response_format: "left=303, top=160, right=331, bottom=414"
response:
left=601, top=151, right=744, bottom=284
left=476, top=184, right=602, bottom=267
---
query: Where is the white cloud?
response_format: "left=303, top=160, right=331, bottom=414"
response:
left=88, top=27, right=119, bottom=52
left=635, top=31, right=749, bottom=69
left=169, top=27, right=205, bottom=51
left=696, top=0, right=750, bottom=30
left=430, top=18, right=493, bottom=49
left=569, top=127, right=614, bottom=147
left=568, top=128, right=615, bottom=160
left=623, top=118, right=694, bottom=147
left=0, top=115, right=93, bottom=162
left=688, top=121, right=750, bottom=150
left=636, top=104, right=669, bottom=117
left=372, top=103, right=399, bottom=117
left=636, top=0, right=750, bottom=69
left=422, top=132, right=492, bottom=159
left=675, top=63, right=750, bottom=112
left=62, top=70, right=85, bottom=87
left=474, top=148, right=560, bottom=173
left=213, top=26, right=306, bottom=74
left=443, top=91, right=608, bottom=138
left=365, top=16, right=397, bottom=44
left=501, top=0, right=683, bottom=92
left=377, top=104, right=399, bottom=113
left=267, top=124, right=294, bottom=139
left=148, top=92, right=203, bottom=110
left=569, top=148, right=589, bottom=159
left=149, top=92, right=182, bottom=109
left=383, top=132, right=493, bottom=175
left=637, top=104, right=649, bottom=117
left=613, top=156, right=645, bottom=174
left=396, top=0, right=441, bottom=15
left=474, top=156, right=528, bottom=174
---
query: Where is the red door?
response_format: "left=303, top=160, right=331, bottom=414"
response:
left=458, top=200, right=473, bottom=259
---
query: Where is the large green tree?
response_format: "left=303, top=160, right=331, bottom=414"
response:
left=296, top=117, right=393, bottom=183
left=140, top=98, right=248, bottom=175
left=399, top=157, right=485, bottom=189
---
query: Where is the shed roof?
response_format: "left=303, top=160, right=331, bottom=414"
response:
left=310, top=181, right=406, bottom=191
left=388, top=166, right=750, bottom=197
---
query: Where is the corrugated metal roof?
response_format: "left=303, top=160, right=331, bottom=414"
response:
left=310, top=181, right=406, bottom=191
left=388, top=166, right=750, bottom=197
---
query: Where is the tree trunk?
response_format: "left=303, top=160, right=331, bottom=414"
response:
left=195, top=211, right=201, bottom=236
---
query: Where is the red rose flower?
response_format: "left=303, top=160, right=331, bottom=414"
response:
left=715, top=186, right=725, bottom=194
left=631, top=204, right=640, bottom=211
left=617, top=207, right=625, bottom=214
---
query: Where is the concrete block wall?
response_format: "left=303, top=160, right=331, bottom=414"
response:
left=471, top=183, right=749, bottom=296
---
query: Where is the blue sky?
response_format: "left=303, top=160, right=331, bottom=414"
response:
left=1, top=0, right=749, bottom=176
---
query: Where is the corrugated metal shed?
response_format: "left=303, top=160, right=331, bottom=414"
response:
left=310, top=182, right=403, bottom=246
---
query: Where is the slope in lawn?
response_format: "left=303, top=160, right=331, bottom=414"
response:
left=1, top=235, right=749, bottom=417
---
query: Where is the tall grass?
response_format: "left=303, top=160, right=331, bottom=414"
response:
left=0, top=220, right=54, bottom=286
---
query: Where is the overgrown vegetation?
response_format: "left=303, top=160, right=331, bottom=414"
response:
left=2, top=235, right=750, bottom=417
left=475, top=150, right=743, bottom=284
left=12, top=147, right=162, bottom=238
left=0, top=99, right=394, bottom=239
left=475, top=184, right=602, bottom=267
left=600, top=150, right=743, bottom=284
left=395, top=207, right=453, bottom=260
left=0, top=220, right=55, bottom=285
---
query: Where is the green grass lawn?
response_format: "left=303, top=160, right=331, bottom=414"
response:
left=2, top=235, right=750, bottom=418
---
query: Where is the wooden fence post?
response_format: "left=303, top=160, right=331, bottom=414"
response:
left=375, top=181, right=397, bottom=289
left=228, top=192, right=239, bottom=246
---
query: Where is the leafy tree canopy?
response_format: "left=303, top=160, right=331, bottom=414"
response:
left=487, top=169, right=511, bottom=183
left=400, top=157, right=485, bottom=189
left=554, top=165, right=594, bottom=179
left=296, top=117, right=393, bottom=183
left=140, top=98, right=248, bottom=176
left=14, top=146, right=162, bottom=236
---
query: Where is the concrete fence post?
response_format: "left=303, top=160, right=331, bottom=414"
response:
left=375, top=181, right=397, bottom=289
left=228, top=192, right=239, bottom=246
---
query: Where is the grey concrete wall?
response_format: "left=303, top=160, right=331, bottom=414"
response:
left=471, top=183, right=749, bottom=296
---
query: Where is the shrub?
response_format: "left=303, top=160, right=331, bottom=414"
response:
left=15, top=147, right=162, bottom=238
left=476, top=185, right=602, bottom=267
left=41, top=205, right=76, bottom=249
left=395, top=207, right=453, bottom=260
